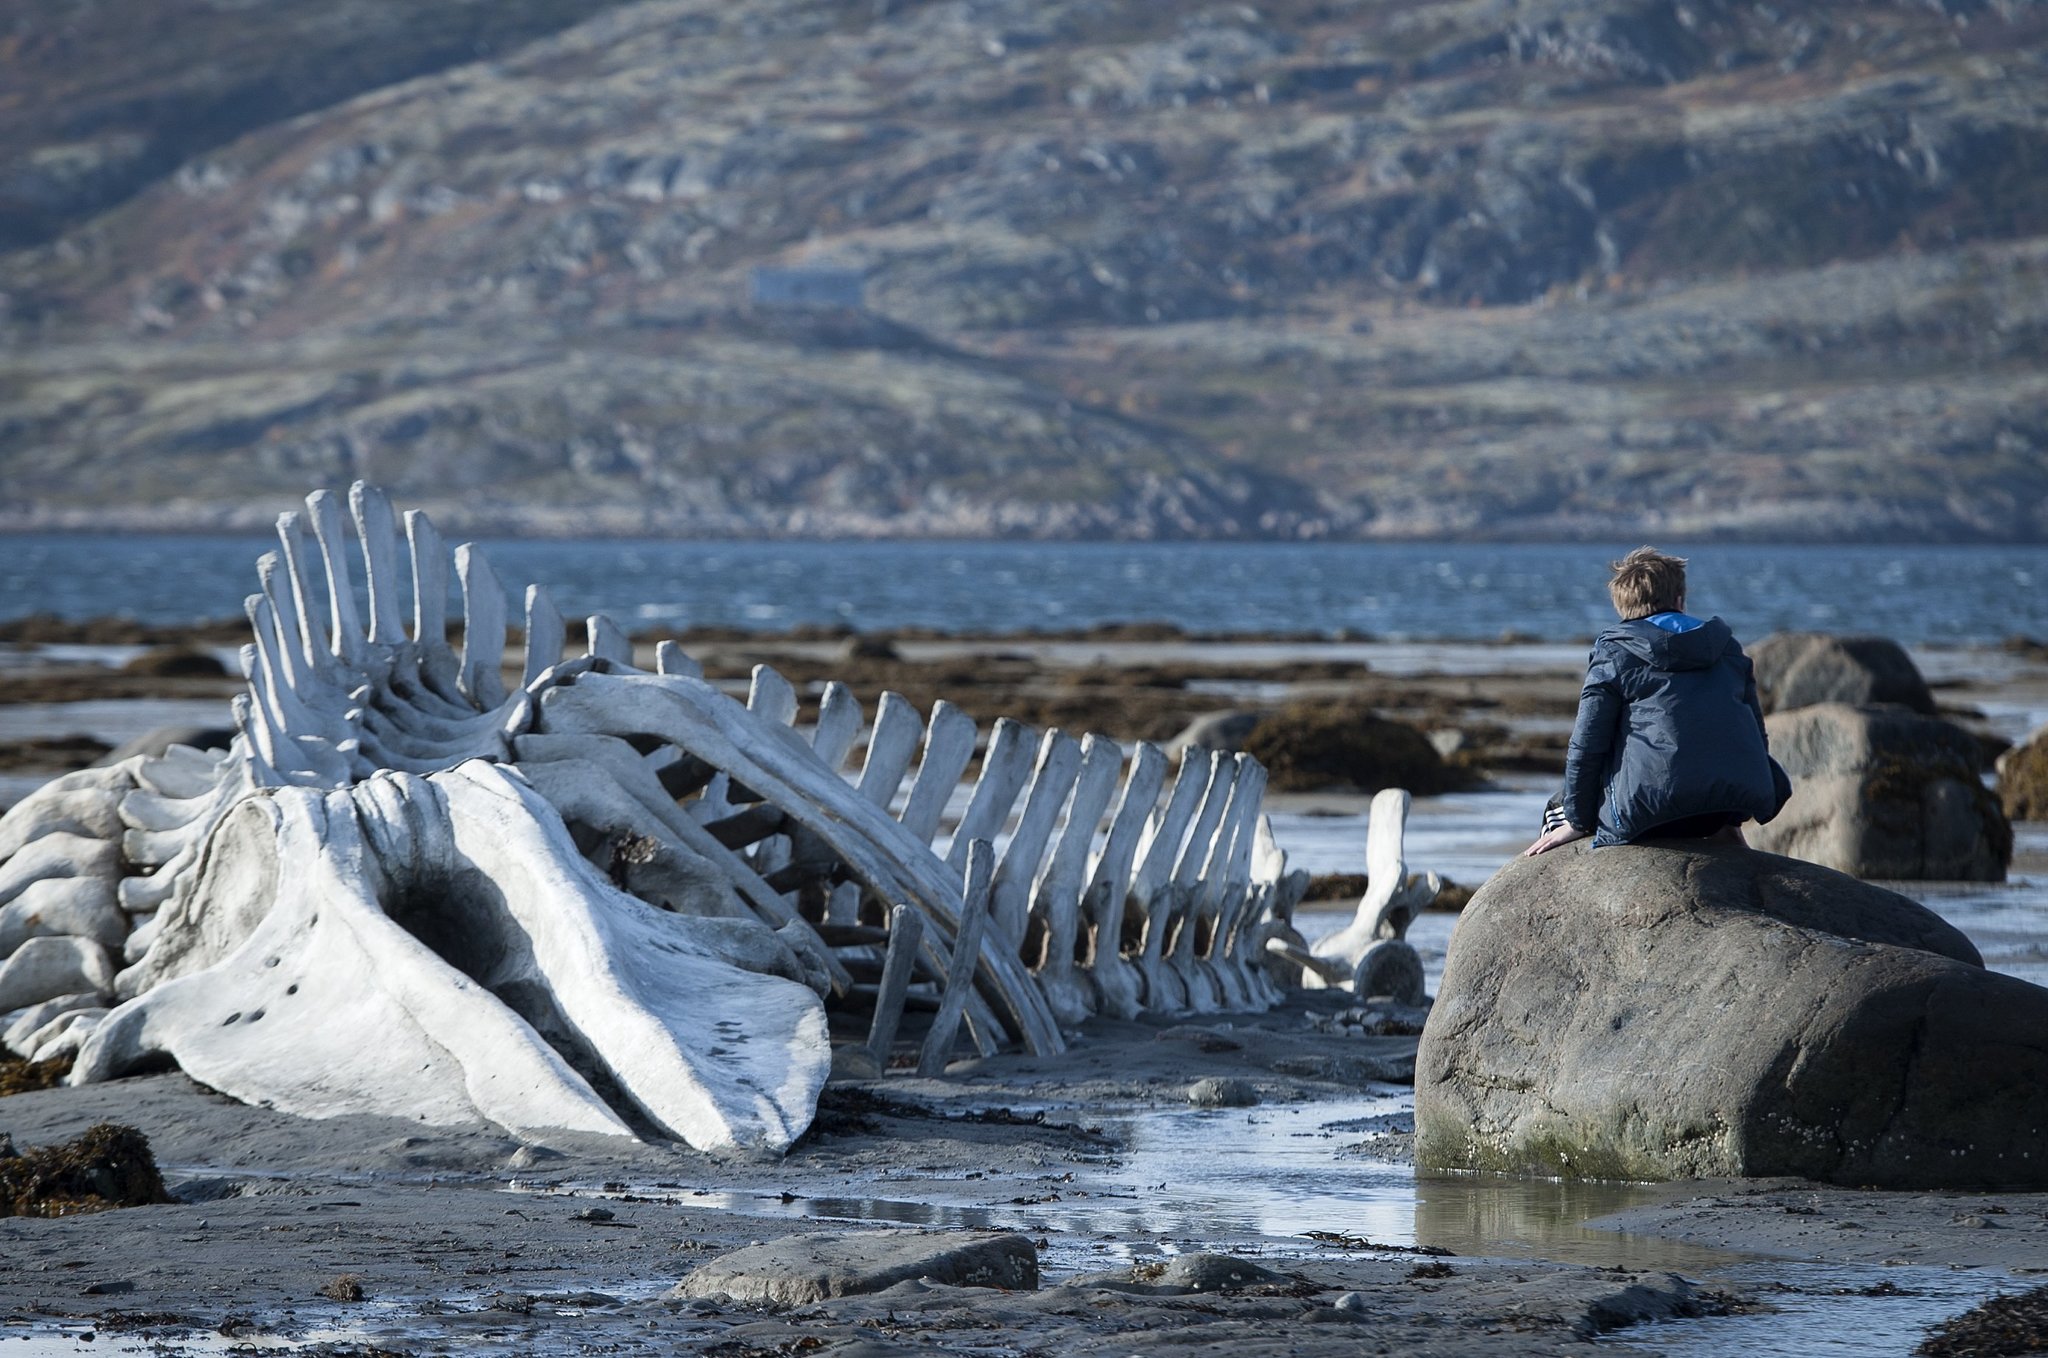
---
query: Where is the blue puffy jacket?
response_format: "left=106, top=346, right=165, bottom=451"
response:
left=1560, top=612, right=1791, bottom=847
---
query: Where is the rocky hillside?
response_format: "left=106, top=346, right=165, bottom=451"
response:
left=2, top=0, right=2044, bottom=539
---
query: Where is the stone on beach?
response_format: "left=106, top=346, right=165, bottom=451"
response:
left=1241, top=702, right=1467, bottom=796
left=1186, top=1075, right=1259, bottom=1107
left=1748, top=631, right=1936, bottom=715
left=1997, top=725, right=2048, bottom=822
left=1749, top=702, right=2011, bottom=880
left=1417, top=839, right=2048, bottom=1189
left=672, top=1230, right=1039, bottom=1304
left=1165, top=709, right=1271, bottom=757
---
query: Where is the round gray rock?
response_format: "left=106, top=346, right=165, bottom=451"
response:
left=1186, top=1075, right=1259, bottom=1107
left=672, top=1230, right=1037, bottom=1304
left=1166, top=709, right=1271, bottom=758
left=1417, top=839, right=2048, bottom=1189
left=1155, top=1252, right=1286, bottom=1292
left=1748, top=632, right=1934, bottom=715
left=1750, top=703, right=2010, bottom=880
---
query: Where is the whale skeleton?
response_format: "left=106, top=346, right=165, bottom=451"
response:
left=0, top=482, right=1320, bottom=1153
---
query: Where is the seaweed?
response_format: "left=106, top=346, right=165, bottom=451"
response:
left=1918, top=1283, right=2048, bottom=1357
left=0, top=1054, right=74, bottom=1097
left=0, top=1122, right=175, bottom=1218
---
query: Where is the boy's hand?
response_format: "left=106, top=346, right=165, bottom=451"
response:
left=1524, top=823, right=1589, bottom=857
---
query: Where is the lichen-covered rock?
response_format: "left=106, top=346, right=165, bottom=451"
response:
left=1416, top=839, right=2048, bottom=1189
left=1748, top=633, right=1935, bottom=715
left=1997, top=727, right=2048, bottom=823
left=1749, top=703, right=2010, bottom=880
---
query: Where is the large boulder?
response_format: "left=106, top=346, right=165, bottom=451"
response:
left=1747, top=632, right=1935, bottom=715
left=1749, top=703, right=2010, bottom=880
left=1241, top=701, right=1470, bottom=795
left=1416, top=840, right=2048, bottom=1189
left=1996, top=726, right=2048, bottom=822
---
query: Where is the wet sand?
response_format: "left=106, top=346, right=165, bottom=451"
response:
left=4, top=626, right=2047, bottom=1354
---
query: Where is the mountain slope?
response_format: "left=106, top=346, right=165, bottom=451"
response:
left=2, top=0, right=2045, bottom=539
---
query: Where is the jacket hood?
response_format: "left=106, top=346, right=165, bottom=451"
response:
left=1599, top=612, right=1733, bottom=672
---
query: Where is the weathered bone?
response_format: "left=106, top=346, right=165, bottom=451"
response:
left=1078, top=743, right=1167, bottom=1020
left=0, top=481, right=1350, bottom=1155
left=1308, top=787, right=1437, bottom=1000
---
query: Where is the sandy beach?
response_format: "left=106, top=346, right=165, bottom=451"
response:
left=4, top=625, right=2047, bottom=1356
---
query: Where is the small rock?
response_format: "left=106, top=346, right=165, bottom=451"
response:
left=572, top=1206, right=616, bottom=1222
left=1334, top=1290, right=1371, bottom=1312
left=120, top=647, right=228, bottom=679
left=1155, top=1252, right=1285, bottom=1293
left=506, top=1144, right=565, bottom=1170
left=1187, top=1076, right=1259, bottom=1108
left=671, top=1230, right=1038, bottom=1305
left=839, top=634, right=900, bottom=662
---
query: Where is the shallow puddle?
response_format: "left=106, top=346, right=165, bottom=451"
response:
left=1620, top=1261, right=2024, bottom=1357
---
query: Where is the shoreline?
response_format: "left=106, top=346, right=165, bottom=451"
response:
left=5, top=1011, right=2044, bottom=1357
left=3, top=626, right=2046, bottom=1355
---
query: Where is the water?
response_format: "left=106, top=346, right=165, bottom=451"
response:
left=1624, top=1262, right=2026, bottom=1357
left=6, top=536, right=2048, bottom=645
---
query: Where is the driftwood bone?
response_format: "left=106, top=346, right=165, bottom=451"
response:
left=0, top=482, right=1459, bottom=1153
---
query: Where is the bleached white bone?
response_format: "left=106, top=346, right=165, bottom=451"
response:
left=919, top=840, right=994, bottom=1076
left=1026, top=733, right=1123, bottom=1026
left=0, top=787, right=125, bottom=861
left=655, top=640, right=702, bottom=680
left=811, top=682, right=864, bottom=774
left=0, top=833, right=121, bottom=909
left=0, top=478, right=1307, bottom=1154
left=989, top=730, right=1082, bottom=945
left=1307, top=787, right=1439, bottom=993
left=455, top=544, right=509, bottom=708
left=1078, top=742, right=1168, bottom=1020
left=587, top=614, right=633, bottom=667
left=536, top=674, right=1066, bottom=1056
left=1128, top=749, right=1210, bottom=1012
left=0, top=935, right=115, bottom=1011
left=856, top=692, right=923, bottom=808
left=898, top=700, right=977, bottom=844
left=0, top=877, right=126, bottom=953
left=945, top=717, right=1035, bottom=870
left=3, top=991, right=104, bottom=1057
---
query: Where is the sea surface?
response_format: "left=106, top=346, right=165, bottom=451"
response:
left=5, top=535, right=2048, bottom=644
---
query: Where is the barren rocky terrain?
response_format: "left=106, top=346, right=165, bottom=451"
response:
left=2, top=0, right=2044, bottom=538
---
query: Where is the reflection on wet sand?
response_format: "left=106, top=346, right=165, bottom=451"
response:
left=1412, top=1172, right=1748, bottom=1273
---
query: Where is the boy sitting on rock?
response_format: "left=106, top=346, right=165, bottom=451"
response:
left=1526, top=547, right=1790, bottom=856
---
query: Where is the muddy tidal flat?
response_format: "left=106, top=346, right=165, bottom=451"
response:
left=4, top=626, right=2048, bottom=1356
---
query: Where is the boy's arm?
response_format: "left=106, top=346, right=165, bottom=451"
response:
left=1559, top=651, right=1624, bottom=833
left=1737, top=652, right=1769, bottom=747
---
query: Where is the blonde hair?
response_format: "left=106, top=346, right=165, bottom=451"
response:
left=1608, top=547, right=1687, bottom=620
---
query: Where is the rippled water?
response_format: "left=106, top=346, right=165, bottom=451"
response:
left=7, top=536, right=2048, bottom=645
